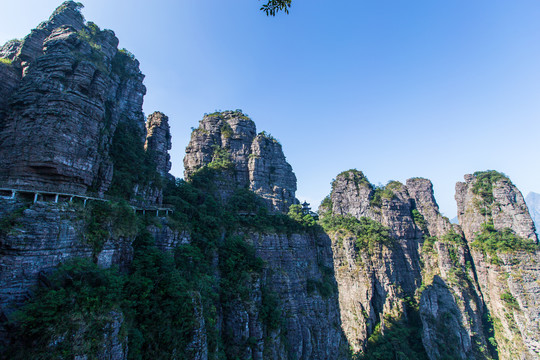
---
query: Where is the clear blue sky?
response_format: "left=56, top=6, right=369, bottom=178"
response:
left=2, top=0, right=540, bottom=218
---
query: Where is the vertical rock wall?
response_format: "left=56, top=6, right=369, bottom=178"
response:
left=456, top=172, right=540, bottom=359
left=145, top=111, right=172, bottom=178
left=184, top=111, right=297, bottom=212
left=325, top=170, right=494, bottom=359
left=0, top=1, right=162, bottom=197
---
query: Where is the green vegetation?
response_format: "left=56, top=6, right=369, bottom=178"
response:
left=470, top=222, right=538, bottom=259
left=440, top=230, right=466, bottom=245
left=84, top=201, right=139, bottom=259
left=107, top=120, right=161, bottom=199
left=422, top=236, right=438, bottom=253
left=261, top=0, right=292, bottom=16
left=260, top=287, right=282, bottom=330
left=124, top=231, right=195, bottom=359
left=76, top=22, right=108, bottom=73
left=320, top=214, right=394, bottom=252
left=370, top=185, right=395, bottom=208
left=259, top=130, right=280, bottom=144
left=288, top=204, right=317, bottom=227
left=7, top=233, right=197, bottom=359
left=206, top=109, right=251, bottom=121
left=471, top=170, right=508, bottom=206
left=54, top=1, right=84, bottom=16
left=333, top=169, right=371, bottom=191
left=7, top=259, right=125, bottom=359
left=208, top=145, right=234, bottom=170
left=0, top=205, right=28, bottom=236
left=306, top=264, right=337, bottom=298
left=111, top=49, right=140, bottom=80
left=320, top=195, right=333, bottom=213
left=500, top=291, right=520, bottom=310
left=411, top=209, right=427, bottom=233
left=219, top=235, right=264, bottom=301
left=220, top=122, right=233, bottom=138
left=354, top=301, right=428, bottom=360
left=331, top=170, right=399, bottom=208
left=0, top=58, right=12, bottom=66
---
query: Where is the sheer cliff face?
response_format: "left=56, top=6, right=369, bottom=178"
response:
left=325, top=171, right=492, bottom=359
left=145, top=111, right=172, bottom=178
left=221, top=232, right=349, bottom=360
left=325, top=171, right=423, bottom=353
left=0, top=1, right=157, bottom=196
left=456, top=172, right=540, bottom=359
left=184, top=111, right=297, bottom=212
left=456, top=173, right=538, bottom=242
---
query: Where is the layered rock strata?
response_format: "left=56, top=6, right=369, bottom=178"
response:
left=220, top=232, right=349, bottom=359
left=456, top=173, right=537, bottom=242
left=0, top=1, right=169, bottom=200
left=145, top=111, right=172, bottom=178
left=325, top=170, right=493, bottom=359
left=184, top=111, right=297, bottom=212
left=456, top=172, right=540, bottom=359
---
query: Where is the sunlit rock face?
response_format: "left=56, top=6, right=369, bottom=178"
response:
left=456, top=172, right=540, bottom=360
left=324, top=170, right=493, bottom=359
left=456, top=173, right=537, bottom=242
left=184, top=110, right=297, bottom=212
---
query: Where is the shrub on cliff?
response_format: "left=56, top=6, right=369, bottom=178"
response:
left=84, top=201, right=139, bottom=260
left=108, top=121, right=161, bottom=199
left=320, top=214, right=394, bottom=252
left=7, top=259, right=125, bottom=359
left=471, top=170, right=509, bottom=206
left=471, top=222, right=538, bottom=258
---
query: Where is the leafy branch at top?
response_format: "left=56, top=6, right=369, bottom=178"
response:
left=260, top=0, right=292, bottom=16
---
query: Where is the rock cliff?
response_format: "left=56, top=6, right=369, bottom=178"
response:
left=456, top=171, right=540, bottom=359
left=221, top=232, right=349, bottom=359
left=456, top=172, right=537, bottom=242
left=0, top=1, right=169, bottom=202
left=184, top=111, right=297, bottom=212
left=2, top=2, right=540, bottom=360
left=322, top=170, right=497, bottom=359
left=145, top=111, right=172, bottom=178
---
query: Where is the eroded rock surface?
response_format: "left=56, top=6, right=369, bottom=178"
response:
left=456, top=172, right=540, bottom=359
left=324, top=170, right=494, bottom=359
left=184, top=111, right=297, bottom=212
left=0, top=1, right=169, bottom=201
left=456, top=173, right=537, bottom=242
left=145, top=111, right=172, bottom=178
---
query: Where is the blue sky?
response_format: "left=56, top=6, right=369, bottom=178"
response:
left=2, top=0, right=540, bottom=217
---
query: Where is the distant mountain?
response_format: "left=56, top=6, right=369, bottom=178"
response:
left=526, top=192, right=540, bottom=232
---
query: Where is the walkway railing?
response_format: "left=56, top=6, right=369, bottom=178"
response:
left=0, top=184, right=174, bottom=216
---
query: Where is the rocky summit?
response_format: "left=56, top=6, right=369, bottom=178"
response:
left=1, top=2, right=539, bottom=360
left=184, top=110, right=297, bottom=212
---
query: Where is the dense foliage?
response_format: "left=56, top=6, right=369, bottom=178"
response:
left=84, top=201, right=139, bottom=259
left=320, top=214, right=394, bottom=252
left=411, top=208, right=428, bottom=234
left=470, top=222, right=538, bottom=257
left=471, top=170, right=508, bottom=205
left=6, top=259, right=125, bottom=359
left=5, top=155, right=327, bottom=359
left=124, top=231, right=195, bottom=359
left=355, top=301, right=428, bottom=360
left=107, top=120, right=161, bottom=199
